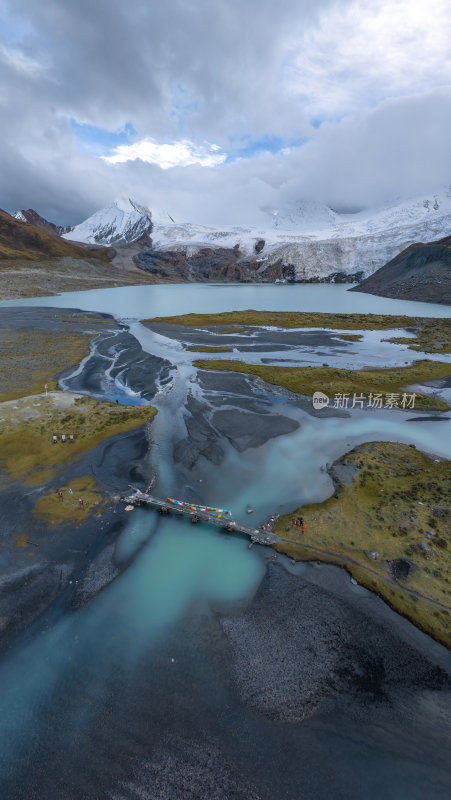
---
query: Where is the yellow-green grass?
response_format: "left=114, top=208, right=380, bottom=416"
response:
left=0, top=395, right=157, bottom=484
left=15, top=533, right=30, bottom=548
left=275, top=442, right=451, bottom=645
left=340, top=333, right=363, bottom=342
left=193, top=359, right=451, bottom=411
left=386, top=318, right=451, bottom=353
left=186, top=345, right=233, bottom=352
left=34, top=476, right=105, bottom=525
left=0, top=329, right=92, bottom=401
left=145, top=311, right=451, bottom=354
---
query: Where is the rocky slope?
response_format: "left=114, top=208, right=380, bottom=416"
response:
left=14, top=209, right=71, bottom=237
left=133, top=244, right=301, bottom=283
left=143, top=189, right=451, bottom=282
left=0, top=209, right=159, bottom=300
left=351, top=234, right=451, bottom=304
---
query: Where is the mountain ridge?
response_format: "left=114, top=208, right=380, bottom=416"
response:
left=11, top=188, right=451, bottom=283
left=14, top=209, right=71, bottom=237
left=0, top=209, right=111, bottom=262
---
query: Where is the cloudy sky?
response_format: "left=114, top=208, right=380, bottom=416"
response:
left=0, top=0, right=450, bottom=225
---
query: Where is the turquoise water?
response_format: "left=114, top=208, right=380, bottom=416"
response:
left=1, top=282, right=451, bottom=320
left=0, top=513, right=264, bottom=764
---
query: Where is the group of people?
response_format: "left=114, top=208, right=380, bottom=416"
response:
left=291, top=515, right=306, bottom=533
left=57, top=490, right=85, bottom=508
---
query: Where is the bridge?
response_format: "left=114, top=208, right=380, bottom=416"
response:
left=121, top=490, right=281, bottom=547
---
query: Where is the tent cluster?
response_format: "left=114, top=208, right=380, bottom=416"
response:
left=167, top=498, right=233, bottom=519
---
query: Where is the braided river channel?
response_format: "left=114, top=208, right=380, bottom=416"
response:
left=0, top=283, right=450, bottom=799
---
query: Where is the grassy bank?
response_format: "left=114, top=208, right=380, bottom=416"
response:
left=193, top=359, right=451, bottom=411
left=274, top=442, right=451, bottom=645
left=145, top=311, right=451, bottom=354
left=0, top=328, right=95, bottom=401
left=386, top=318, right=451, bottom=353
left=34, top=476, right=105, bottom=525
left=0, top=393, right=157, bottom=484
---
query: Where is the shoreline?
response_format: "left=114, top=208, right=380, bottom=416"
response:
left=274, top=441, right=451, bottom=647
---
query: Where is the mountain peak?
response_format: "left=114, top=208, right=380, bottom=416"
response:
left=63, top=197, right=152, bottom=245
left=113, top=196, right=152, bottom=220
left=12, top=208, right=71, bottom=237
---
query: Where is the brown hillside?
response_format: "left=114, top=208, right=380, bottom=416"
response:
left=0, top=209, right=111, bottom=262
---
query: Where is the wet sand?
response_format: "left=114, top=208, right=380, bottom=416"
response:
left=144, top=319, right=352, bottom=352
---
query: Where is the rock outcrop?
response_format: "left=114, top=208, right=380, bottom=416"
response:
left=351, top=234, right=451, bottom=304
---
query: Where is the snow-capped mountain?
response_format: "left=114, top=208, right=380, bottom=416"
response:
left=63, top=197, right=152, bottom=245
left=148, top=189, right=451, bottom=280
left=24, top=187, right=450, bottom=281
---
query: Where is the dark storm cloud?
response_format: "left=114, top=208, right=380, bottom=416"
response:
left=5, top=0, right=328, bottom=139
left=0, top=0, right=450, bottom=224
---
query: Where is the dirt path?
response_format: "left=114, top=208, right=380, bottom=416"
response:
left=278, top=537, right=451, bottom=613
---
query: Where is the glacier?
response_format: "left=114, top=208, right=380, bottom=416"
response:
left=61, top=189, right=451, bottom=280
left=149, top=190, right=451, bottom=280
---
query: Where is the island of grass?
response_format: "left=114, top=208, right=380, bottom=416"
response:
left=144, top=310, right=451, bottom=354
left=0, top=327, right=96, bottom=402
left=34, top=476, right=106, bottom=526
left=274, top=442, right=451, bottom=646
left=192, top=358, right=451, bottom=411
left=339, top=333, right=363, bottom=342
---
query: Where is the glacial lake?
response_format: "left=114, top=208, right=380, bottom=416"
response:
left=2, top=281, right=451, bottom=320
left=1, top=282, right=450, bottom=799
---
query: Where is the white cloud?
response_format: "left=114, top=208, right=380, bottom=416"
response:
left=102, top=138, right=226, bottom=168
left=0, top=43, right=46, bottom=76
left=1, top=0, right=450, bottom=225
left=287, top=0, right=451, bottom=117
